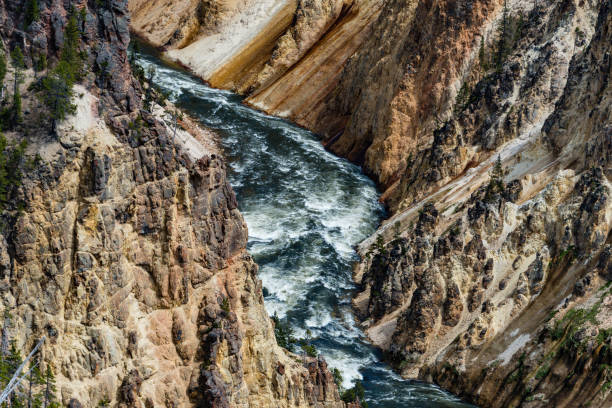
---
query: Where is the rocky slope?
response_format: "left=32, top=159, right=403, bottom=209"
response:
left=348, top=0, right=612, bottom=406
left=129, top=0, right=382, bottom=124
left=0, top=0, right=347, bottom=406
left=131, top=0, right=612, bottom=406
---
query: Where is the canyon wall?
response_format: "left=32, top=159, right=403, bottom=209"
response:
left=0, top=0, right=346, bottom=406
left=350, top=0, right=612, bottom=406
left=129, top=0, right=382, bottom=125
left=129, top=0, right=612, bottom=406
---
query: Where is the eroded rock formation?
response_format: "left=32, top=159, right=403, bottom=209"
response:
left=129, top=0, right=383, bottom=125
left=0, top=0, right=346, bottom=406
left=350, top=0, right=612, bottom=406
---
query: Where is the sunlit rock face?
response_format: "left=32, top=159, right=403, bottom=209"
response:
left=347, top=0, right=612, bottom=406
left=0, top=1, right=348, bottom=407
left=129, top=0, right=383, bottom=126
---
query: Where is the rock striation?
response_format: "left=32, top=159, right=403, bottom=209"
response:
left=129, top=0, right=382, bottom=125
left=0, top=0, right=347, bottom=407
left=348, top=0, right=612, bottom=406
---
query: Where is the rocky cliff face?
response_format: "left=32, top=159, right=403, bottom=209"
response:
left=127, top=0, right=612, bottom=406
left=349, top=0, right=612, bottom=406
left=129, top=0, right=382, bottom=125
left=0, top=0, right=346, bottom=406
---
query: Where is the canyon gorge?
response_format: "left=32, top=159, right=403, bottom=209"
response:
left=0, top=0, right=610, bottom=407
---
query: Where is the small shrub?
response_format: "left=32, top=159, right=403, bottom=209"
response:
left=221, top=297, right=230, bottom=313
left=535, top=364, right=550, bottom=380
left=341, top=381, right=367, bottom=407
left=331, top=368, right=343, bottom=388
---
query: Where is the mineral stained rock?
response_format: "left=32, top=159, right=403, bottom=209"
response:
left=0, top=1, right=347, bottom=407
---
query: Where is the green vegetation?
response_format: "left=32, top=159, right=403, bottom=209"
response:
left=39, top=61, right=77, bottom=134
left=329, top=368, right=369, bottom=406
left=8, top=46, right=25, bottom=124
left=98, top=398, right=111, bottom=407
left=25, top=0, right=41, bottom=27
left=34, top=6, right=87, bottom=134
left=600, top=364, right=612, bottom=395
left=535, top=363, right=550, bottom=380
left=485, top=155, right=505, bottom=201
left=0, top=310, right=58, bottom=408
left=0, top=51, right=7, bottom=88
left=221, top=297, right=230, bottom=313
left=478, top=2, right=526, bottom=74
left=495, top=0, right=511, bottom=71
left=550, top=301, right=601, bottom=354
left=61, top=9, right=86, bottom=78
left=454, top=81, right=474, bottom=114
left=331, top=367, right=343, bottom=388
left=298, top=330, right=317, bottom=358
left=128, top=43, right=170, bottom=110
left=505, top=352, right=527, bottom=384
left=0, top=133, right=27, bottom=210
left=374, top=235, right=387, bottom=256
left=34, top=53, right=47, bottom=73
left=272, top=313, right=296, bottom=349
left=596, top=328, right=612, bottom=345
left=10, top=47, right=24, bottom=70
left=271, top=314, right=318, bottom=357
left=478, top=37, right=488, bottom=71
left=341, top=381, right=367, bottom=407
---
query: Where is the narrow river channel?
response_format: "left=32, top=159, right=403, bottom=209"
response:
left=136, top=47, right=473, bottom=408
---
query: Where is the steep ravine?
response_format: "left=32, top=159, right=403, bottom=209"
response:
left=134, top=46, right=473, bottom=407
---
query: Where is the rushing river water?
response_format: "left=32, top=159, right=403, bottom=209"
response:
left=136, top=47, right=473, bottom=408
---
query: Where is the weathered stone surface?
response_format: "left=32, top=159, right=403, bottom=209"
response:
left=0, top=1, right=348, bottom=407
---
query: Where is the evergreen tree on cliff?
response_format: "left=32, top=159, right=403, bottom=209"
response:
left=10, top=46, right=25, bottom=124
left=0, top=51, right=6, bottom=93
left=42, top=365, right=59, bottom=408
left=495, top=0, right=510, bottom=71
left=25, top=0, right=40, bottom=27
left=39, top=62, right=76, bottom=135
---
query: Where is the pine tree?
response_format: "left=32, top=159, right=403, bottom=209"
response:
left=454, top=82, right=471, bottom=114
left=61, top=9, right=83, bottom=79
left=10, top=47, right=25, bottom=70
left=39, top=61, right=76, bottom=134
left=10, top=47, right=25, bottom=124
left=495, top=0, right=510, bottom=71
left=0, top=309, right=9, bottom=358
left=478, top=37, right=488, bottom=72
left=43, top=365, right=59, bottom=408
left=0, top=134, right=7, bottom=206
left=7, top=340, right=26, bottom=408
left=27, top=359, right=44, bottom=408
left=25, top=0, right=40, bottom=27
left=34, top=53, right=47, bottom=73
left=143, top=66, right=156, bottom=111
left=486, top=155, right=505, bottom=200
left=512, top=12, right=525, bottom=49
left=0, top=52, right=6, bottom=86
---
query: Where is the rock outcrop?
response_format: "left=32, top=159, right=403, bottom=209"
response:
left=0, top=0, right=346, bottom=407
left=349, top=0, right=612, bottom=406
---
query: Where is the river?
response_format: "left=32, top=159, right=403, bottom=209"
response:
left=135, top=47, right=473, bottom=408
